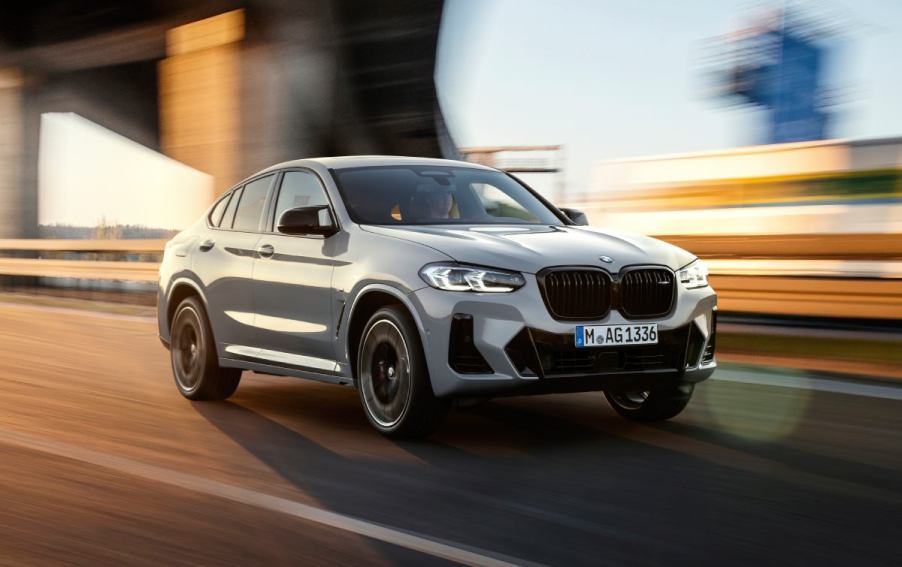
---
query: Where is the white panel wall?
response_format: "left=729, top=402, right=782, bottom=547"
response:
left=38, top=112, right=214, bottom=230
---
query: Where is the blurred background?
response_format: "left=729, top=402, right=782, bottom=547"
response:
left=1, top=1, right=901, bottom=565
left=0, top=0, right=897, bottom=376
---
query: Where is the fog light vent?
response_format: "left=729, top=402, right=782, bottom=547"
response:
left=449, top=314, right=493, bottom=374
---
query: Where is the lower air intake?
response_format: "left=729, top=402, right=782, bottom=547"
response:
left=449, top=314, right=493, bottom=374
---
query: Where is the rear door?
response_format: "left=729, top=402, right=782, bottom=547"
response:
left=193, top=174, right=275, bottom=357
left=250, top=169, right=339, bottom=372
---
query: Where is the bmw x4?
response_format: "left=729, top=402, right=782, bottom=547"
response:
left=158, top=157, right=717, bottom=437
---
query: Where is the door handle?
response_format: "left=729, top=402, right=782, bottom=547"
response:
left=257, top=243, right=275, bottom=258
left=199, top=239, right=215, bottom=251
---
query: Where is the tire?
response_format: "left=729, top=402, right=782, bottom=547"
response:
left=605, top=383, right=694, bottom=422
left=170, top=296, right=241, bottom=401
left=356, top=305, right=449, bottom=438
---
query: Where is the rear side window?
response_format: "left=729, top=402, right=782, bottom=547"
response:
left=208, top=192, right=232, bottom=227
left=220, top=188, right=242, bottom=228
left=232, top=175, right=274, bottom=232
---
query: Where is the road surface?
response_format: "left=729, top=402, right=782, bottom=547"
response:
left=1, top=302, right=901, bottom=566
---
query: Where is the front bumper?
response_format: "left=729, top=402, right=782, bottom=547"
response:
left=409, top=274, right=717, bottom=398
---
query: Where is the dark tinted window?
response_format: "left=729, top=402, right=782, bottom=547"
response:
left=232, top=175, right=273, bottom=231
left=208, top=192, right=232, bottom=227
left=273, top=171, right=330, bottom=230
left=333, top=166, right=561, bottom=225
left=221, top=188, right=242, bottom=228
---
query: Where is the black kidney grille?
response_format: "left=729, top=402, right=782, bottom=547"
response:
left=620, top=268, right=675, bottom=318
left=541, top=269, right=611, bottom=320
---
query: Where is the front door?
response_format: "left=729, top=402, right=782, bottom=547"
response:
left=251, top=170, right=339, bottom=373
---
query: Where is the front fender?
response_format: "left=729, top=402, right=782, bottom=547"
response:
left=339, top=281, right=430, bottom=373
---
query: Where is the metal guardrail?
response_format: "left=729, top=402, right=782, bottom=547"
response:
left=657, top=234, right=902, bottom=260
left=1, top=236, right=900, bottom=318
left=0, top=239, right=163, bottom=282
left=0, top=258, right=159, bottom=281
left=710, top=275, right=902, bottom=319
left=0, top=239, right=168, bottom=252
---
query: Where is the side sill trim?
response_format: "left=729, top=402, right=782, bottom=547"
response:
left=224, top=344, right=340, bottom=373
left=219, top=357, right=352, bottom=386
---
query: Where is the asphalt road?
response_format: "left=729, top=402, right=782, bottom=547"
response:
left=1, top=302, right=901, bottom=566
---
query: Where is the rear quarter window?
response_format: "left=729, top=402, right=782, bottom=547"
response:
left=208, top=192, right=232, bottom=227
left=220, top=187, right=242, bottom=229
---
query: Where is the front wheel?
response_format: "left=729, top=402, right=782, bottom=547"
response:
left=356, top=306, right=448, bottom=438
left=605, top=383, right=694, bottom=421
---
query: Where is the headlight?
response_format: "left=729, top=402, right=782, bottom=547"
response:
left=678, top=260, right=709, bottom=289
left=419, top=263, right=526, bottom=293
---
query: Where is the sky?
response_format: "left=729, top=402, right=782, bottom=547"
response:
left=436, top=0, right=902, bottom=196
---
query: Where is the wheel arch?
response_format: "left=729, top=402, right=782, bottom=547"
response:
left=165, top=277, right=208, bottom=334
left=344, top=284, right=428, bottom=386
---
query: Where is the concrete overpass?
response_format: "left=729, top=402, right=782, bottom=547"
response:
left=0, top=0, right=455, bottom=237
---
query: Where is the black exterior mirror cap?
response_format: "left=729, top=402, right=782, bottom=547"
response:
left=559, top=207, right=589, bottom=226
left=277, top=206, right=338, bottom=236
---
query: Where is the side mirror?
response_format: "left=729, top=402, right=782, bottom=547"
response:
left=559, top=207, right=589, bottom=226
left=277, top=206, right=338, bottom=236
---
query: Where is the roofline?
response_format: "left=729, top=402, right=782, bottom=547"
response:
left=256, top=155, right=499, bottom=174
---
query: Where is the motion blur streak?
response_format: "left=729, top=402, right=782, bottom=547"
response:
left=2, top=302, right=902, bottom=565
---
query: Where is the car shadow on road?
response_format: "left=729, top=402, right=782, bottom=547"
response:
left=189, top=378, right=902, bottom=566
left=191, top=395, right=471, bottom=565
left=191, top=377, right=712, bottom=486
left=190, top=382, right=708, bottom=564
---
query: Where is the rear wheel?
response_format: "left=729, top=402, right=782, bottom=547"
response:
left=170, top=296, right=241, bottom=401
left=605, top=383, right=694, bottom=421
left=356, top=305, right=448, bottom=438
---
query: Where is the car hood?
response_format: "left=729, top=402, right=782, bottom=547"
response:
left=361, top=224, right=695, bottom=274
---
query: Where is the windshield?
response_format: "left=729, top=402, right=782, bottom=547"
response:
left=332, top=165, right=563, bottom=225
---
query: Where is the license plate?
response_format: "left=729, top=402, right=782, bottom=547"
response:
left=575, top=324, right=658, bottom=347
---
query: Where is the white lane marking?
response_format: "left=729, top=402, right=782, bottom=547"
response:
left=0, top=429, right=532, bottom=567
left=714, top=368, right=902, bottom=401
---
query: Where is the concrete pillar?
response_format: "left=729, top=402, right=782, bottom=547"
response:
left=159, top=10, right=244, bottom=196
left=0, top=69, right=26, bottom=238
